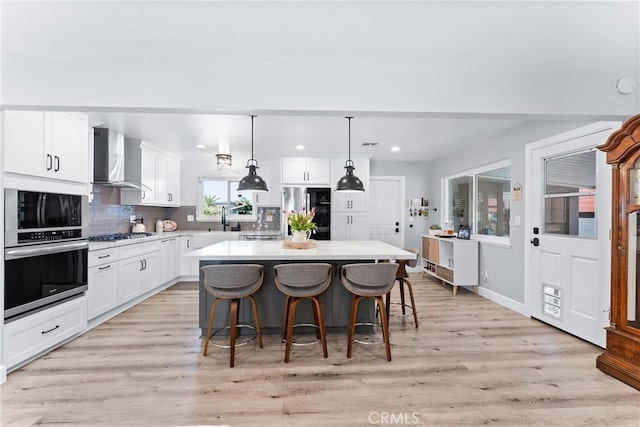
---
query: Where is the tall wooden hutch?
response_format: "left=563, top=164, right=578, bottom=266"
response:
left=597, top=114, right=640, bottom=390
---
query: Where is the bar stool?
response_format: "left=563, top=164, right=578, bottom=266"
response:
left=385, top=248, right=420, bottom=328
left=201, top=264, right=264, bottom=367
left=340, top=262, right=399, bottom=361
left=273, top=263, right=332, bottom=363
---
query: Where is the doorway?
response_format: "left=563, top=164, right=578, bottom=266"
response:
left=525, top=123, right=618, bottom=347
left=369, top=176, right=405, bottom=248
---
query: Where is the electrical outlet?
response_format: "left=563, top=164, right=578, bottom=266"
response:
left=484, top=270, right=489, bottom=281
left=129, top=215, right=136, bottom=223
left=187, top=214, right=195, bottom=222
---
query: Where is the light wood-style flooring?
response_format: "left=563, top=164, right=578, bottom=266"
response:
left=1, top=274, right=639, bottom=426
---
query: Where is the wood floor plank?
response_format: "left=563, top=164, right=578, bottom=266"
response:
left=1, top=274, right=638, bottom=426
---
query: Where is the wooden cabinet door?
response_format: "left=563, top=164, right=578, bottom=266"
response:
left=428, top=238, right=439, bottom=263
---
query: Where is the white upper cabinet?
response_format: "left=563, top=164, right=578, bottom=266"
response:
left=330, top=157, right=370, bottom=212
left=4, top=111, right=89, bottom=184
left=121, top=143, right=182, bottom=207
left=281, top=157, right=331, bottom=185
left=254, top=158, right=281, bottom=207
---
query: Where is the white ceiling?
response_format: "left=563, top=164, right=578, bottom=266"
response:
left=3, top=1, right=637, bottom=162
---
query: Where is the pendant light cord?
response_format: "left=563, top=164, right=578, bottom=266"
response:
left=346, top=116, right=353, bottom=162
left=250, top=114, right=256, bottom=160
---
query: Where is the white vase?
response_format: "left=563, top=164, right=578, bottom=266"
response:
left=292, top=230, right=311, bottom=242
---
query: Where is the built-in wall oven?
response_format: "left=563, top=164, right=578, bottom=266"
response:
left=4, top=189, right=88, bottom=321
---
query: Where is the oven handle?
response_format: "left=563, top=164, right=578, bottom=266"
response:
left=4, top=241, right=89, bottom=260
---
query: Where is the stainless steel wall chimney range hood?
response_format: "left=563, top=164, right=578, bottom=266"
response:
left=93, top=128, right=147, bottom=190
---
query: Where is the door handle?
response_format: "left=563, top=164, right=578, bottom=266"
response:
left=395, top=228, right=399, bottom=233
left=530, top=237, right=540, bottom=247
left=395, top=221, right=400, bottom=226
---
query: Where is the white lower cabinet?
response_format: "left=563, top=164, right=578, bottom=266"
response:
left=160, top=237, right=178, bottom=283
left=331, top=212, right=370, bottom=240
left=87, top=248, right=118, bottom=320
left=117, top=241, right=161, bottom=304
left=179, top=234, right=198, bottom=276
left=4, top=296, right=87, bottom=369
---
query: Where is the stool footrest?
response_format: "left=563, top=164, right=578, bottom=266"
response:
left=281, top=323, right=321, bottom=347
left=209, top=324, right=258, bottom=349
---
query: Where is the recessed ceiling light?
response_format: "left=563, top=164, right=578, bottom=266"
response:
left=391, top=146, right=400, bottom=152
left=196, top=144, right=206, bottom=149
left=296, top=145, right=305, bottom=150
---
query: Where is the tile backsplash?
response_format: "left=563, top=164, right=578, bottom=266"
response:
left=89, top=185, right=280, bottom=235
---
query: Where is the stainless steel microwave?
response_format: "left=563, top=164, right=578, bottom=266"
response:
left=4, top=189, right=88, bottom=247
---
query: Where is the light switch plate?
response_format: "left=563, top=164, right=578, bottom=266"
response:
left=187, top=214, right=195, bottom=222
left=514, top=215, right=521, bottom=226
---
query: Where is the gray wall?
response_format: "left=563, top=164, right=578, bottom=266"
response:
left=420, top=120, right=592, bottom=303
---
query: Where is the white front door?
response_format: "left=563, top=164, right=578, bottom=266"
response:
left=369, top=176, right=405, bottom=247
left=526, top=124, right=617, bottom=347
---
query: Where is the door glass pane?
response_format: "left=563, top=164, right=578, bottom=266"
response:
left=627, top=211, right=640, bottom=330
left=476, top=166, right=510, bottom=237
left=544, top=150, right=597, bottom=238
left=449, top=175, right=473, bottom=231
left=544, top=194, right=595, bottom=237
left=545, top=150, right=596, bottom=194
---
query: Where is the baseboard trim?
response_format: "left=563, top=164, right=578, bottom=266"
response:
left=478, top=286, right=528, bottom=317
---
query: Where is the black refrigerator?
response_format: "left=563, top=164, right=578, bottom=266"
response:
left=282, top=187, right=331, bottom=240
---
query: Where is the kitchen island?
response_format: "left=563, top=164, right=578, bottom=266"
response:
left=185, top=240, right=417, bottom=335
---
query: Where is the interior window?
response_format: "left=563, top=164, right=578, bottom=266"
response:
left=445, top=161, right=511, bottom=242
left=197, top=178, right=256, bottom=222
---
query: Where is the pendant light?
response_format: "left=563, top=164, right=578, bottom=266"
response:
left=336, top=116, right=364, bottom=192
left=237, top=115, right=268, bottom=192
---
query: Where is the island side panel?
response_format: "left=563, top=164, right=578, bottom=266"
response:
left=198, top=259, right=374, bottom=337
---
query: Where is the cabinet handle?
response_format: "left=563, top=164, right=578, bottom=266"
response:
left=54, top=155, right=60, bottom=172
left=187, top=239, right=190, bottom=248
left=46, top=154, right=53, bottom=171
left=98, top=265, right=112, bottom=270
left=41, top=325, right=60, bottom=335
left=140, top=260, right=144, bottom=271
left=143, top=259, right=147, bottom=270
left=142, top=190, right=146, bottom=200
left=98, top=254, right=111, bottom=259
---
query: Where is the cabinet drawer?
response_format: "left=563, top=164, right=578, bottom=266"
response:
left=437, top=266, right=454, bottom=283
left=4, top=296, right=87, bottom=369
left=118, top=241, right=160, bottom=259
left=88, top=248, right=117, bottom=267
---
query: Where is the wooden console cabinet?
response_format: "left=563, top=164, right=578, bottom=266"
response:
left=596, top=115, right=640, bottom=390
left=421, top=235, right=478, bottom=295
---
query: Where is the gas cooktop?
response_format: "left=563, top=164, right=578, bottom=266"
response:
left=89, top=232, right=154, bottom=242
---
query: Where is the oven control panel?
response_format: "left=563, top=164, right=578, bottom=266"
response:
left=18, top=229, right=83, bottom=244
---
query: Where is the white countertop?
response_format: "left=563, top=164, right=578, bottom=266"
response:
left=184, top=240, right=417, bottom=261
